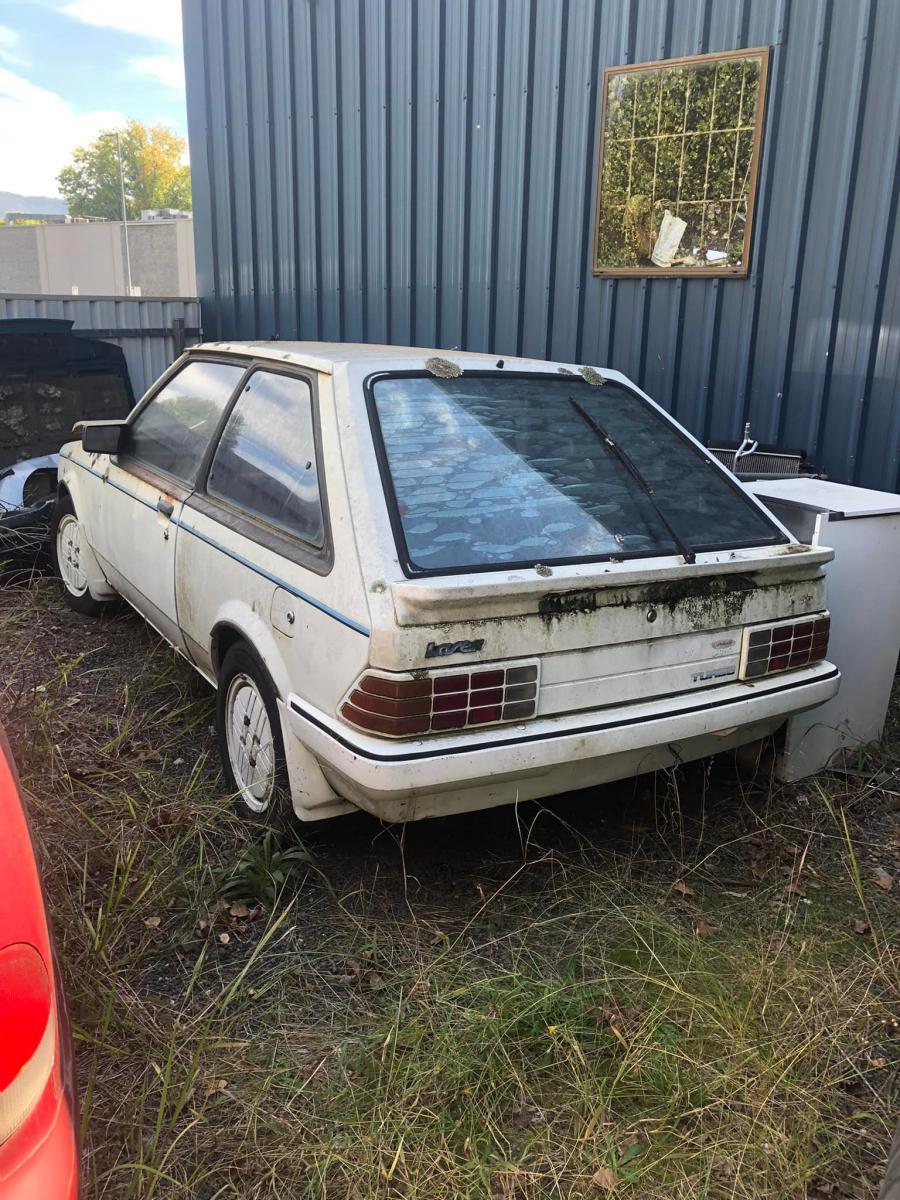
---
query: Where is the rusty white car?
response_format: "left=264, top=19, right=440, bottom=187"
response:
left=53, top=343, right=839, bottom=823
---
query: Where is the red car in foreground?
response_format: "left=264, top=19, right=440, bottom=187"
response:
left=0, top=727, right=78, bottom=1199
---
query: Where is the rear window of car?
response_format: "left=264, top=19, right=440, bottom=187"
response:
left=369, top=372, right=785, bottom=575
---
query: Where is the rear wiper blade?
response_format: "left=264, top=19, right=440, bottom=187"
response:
left=568, top=396, right=696, bottom=564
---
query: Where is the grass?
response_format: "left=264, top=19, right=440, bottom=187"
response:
left=0, top=577, right=897, bottom=1199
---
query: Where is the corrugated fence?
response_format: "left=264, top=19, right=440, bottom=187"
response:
left=0, top=294, right=202, bottom=401
left=183, top=0, right=900, bottom=491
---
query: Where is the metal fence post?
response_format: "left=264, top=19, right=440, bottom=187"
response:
left=171, top=317, right=185, bottom=358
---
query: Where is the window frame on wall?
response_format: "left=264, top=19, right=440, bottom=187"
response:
left=592, top=46, right=771, bottom=278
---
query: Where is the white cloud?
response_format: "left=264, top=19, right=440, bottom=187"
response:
left=131, top=53, right=185, bottom=92
left=0, top=68, right=123, bottom=196
left=0, top=24, right=27, bottom=67
left=59, top=0, right=183, bottom=47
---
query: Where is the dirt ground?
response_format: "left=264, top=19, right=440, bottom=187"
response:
left=1, top=577, right=897, bottom=1200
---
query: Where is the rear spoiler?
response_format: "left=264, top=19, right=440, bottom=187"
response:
left=390, top=544, right=833, bottom=626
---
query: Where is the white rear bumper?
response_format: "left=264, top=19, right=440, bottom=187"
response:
left=286, top=663, right=840, bottom=822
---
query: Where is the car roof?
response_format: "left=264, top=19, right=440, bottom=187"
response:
left=190, top=341, right=595, bottom=376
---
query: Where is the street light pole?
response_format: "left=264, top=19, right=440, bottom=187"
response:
left=116, top=130, right=134, bottom=296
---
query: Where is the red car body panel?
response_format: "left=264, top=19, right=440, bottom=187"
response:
left=0, top=729, right=79, bottom=1199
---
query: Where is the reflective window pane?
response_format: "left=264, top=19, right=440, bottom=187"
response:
left=127, top=360, right=245, bottom=483
left=207, top=371, right=324, bottom=546
left=372, top=374, right=783, bottom=573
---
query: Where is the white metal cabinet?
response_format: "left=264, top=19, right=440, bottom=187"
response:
left=749, top=479, right=900, bottom=780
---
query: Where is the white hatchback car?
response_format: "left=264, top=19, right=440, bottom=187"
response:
left=54, top=343, right=840, bottom=824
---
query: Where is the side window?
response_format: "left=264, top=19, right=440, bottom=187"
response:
left=206, top=370, right=325, bottom=547
left=126, top=360, right=245, bottom=483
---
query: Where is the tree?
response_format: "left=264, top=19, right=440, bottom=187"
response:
left=57, top=120, right=191, bottom=220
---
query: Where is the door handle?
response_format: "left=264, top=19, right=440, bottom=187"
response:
left=156, top=497, right=174, bottom=518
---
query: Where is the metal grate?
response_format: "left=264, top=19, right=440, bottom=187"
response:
left=708, top=446, right=807, bottom=479
left=708, top=422, right=811, bottom=480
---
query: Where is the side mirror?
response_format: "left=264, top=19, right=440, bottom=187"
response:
left=81, top=421, right=127, bottom=454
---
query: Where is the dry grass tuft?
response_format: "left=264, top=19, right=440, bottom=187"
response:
left=1, top=580, right=897, bottom=1199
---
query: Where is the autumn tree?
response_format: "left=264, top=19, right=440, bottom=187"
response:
left=57, top=120, right=191, bottom=220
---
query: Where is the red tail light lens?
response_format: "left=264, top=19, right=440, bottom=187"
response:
left=741, top=613, right=830, bottom=680
left=341, top=662, right=540, bottom=737
left=0, top=943, right=55, bottom=1144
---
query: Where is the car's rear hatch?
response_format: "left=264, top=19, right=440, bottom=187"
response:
left=362, top=366, right=830, bottom=717
left=379, top=546, right=830, bottom=716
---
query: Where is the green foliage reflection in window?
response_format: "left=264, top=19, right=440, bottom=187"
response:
left=594, top=48, right=769, bottom=275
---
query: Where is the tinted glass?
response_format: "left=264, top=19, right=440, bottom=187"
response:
left=127, top=360, right=244, bottom=483
left=207, top=371, right=324, bottom=546
left=372, top=374, right=783, bottom=573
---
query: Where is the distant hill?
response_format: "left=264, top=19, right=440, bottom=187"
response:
left=0, top=192, right=67, bottom=219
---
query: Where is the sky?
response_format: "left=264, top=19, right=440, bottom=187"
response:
left=0, top=0, right=187, bottom=198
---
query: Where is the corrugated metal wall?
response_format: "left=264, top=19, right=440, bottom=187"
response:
left=183, top=0, right=900, bottom=491
left=0, top=294, right=202, bottom=400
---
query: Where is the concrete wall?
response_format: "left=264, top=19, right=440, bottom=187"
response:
left=124, top=220, right=197, bottom=297
left=0, top=227, right=42, bottom=292
left=0, top=219, right=197, bottom=297
left=41, top=222, right=127, bottom=294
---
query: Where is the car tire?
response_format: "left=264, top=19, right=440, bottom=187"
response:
left=50, top=494, right=111, bottom=616
left=217, top=643, right=290, bottom=824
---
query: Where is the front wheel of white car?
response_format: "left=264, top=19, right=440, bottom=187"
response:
left=217, top=643, right=289, bottom=823
left=50, top=495, right=111, bottom=616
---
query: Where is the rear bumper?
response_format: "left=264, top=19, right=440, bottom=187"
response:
left=287, top=662, right=840, bottom=821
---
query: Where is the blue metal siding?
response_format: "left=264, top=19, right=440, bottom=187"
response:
left=183, top=0, right=900, bottom=491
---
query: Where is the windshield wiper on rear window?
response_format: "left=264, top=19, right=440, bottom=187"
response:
left=568, top=397, right=696, bottom=564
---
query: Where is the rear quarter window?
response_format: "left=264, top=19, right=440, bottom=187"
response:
left=206, top=370, right=325, bottom=546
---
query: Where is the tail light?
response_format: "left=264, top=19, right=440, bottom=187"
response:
left=341, top=661, right=540, bottom=737
left=740, top=613, right=830, bottom=680
left=0, top=943, right=55, bottom=1145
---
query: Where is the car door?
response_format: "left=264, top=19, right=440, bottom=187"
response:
left=93, top=357, right=247, bottom=648
left=174, top=366, right=335, bottom=682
